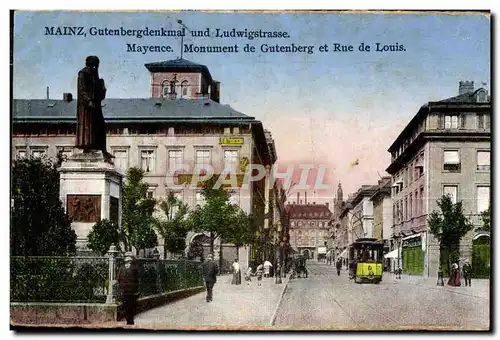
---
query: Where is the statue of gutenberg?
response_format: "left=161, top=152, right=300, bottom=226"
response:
left=76, top=56, right=107, bottom=153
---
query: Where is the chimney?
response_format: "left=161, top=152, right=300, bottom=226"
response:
left=459, top=81, right=474, bottom=95
left=210, top=80, right=220, bottom=103
left=305, top=192, right=307, bottom=204
left=297, top=192, right=300, bottom=205
left=46, top=86, right=49, bottom=99
left=63, top=93, right=73, bottom=102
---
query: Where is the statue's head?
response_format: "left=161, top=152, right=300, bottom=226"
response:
left=85, top=56, right=100, bottom=68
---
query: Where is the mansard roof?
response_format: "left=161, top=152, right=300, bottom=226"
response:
left=286, top=204, right=332, bottom=220
left=144, top=58, right=213, bottom=82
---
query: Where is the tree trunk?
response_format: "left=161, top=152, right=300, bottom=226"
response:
left=210, top=232, right=214, bottom=254
left=163, top=237, right=168, bottom=259
left=219, top=237, right=224, bottom=274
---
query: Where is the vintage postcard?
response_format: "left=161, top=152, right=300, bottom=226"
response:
left=10, top=10, right=491, bottom=331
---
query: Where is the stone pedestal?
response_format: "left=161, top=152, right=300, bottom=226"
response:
left=59, top=150, right=123, bottom=249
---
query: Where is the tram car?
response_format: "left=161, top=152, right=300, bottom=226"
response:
left=349, top=238, right=384, bottom=284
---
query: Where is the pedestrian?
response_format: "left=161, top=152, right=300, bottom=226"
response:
left=263, top=260, right=272, bottom=278
left=245, top=266, right=253, bottom=285
left=256, top=263, right=264, bottom=286
left=462, top=260, right=472, bottom=287
left=202, top=253, right=219, bottom=302
left=231, top=258, right=241, bottom=285
left=117, top=252, right=139, bottom=325
left=447, top=262, right=461, bottom=287
left=336, top=258, right=342, bottom=276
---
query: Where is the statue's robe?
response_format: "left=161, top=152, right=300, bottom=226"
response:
left=76, top=67, right=107, bottom=151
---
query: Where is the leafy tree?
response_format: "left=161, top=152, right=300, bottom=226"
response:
left=187, top=176, right=251, bottom=268
left=154, top=192, right=191, bottom=258
left=87, top=219, right=120, bottom=255
left=11, top=156, right=77, bottom=256
left=481, top=205, right=491, bottom=232
left=121, top=167, right=158, bottom=255
left=428, top=194, right=474, bottom=275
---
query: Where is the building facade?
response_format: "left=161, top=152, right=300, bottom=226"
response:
left=370, top=177, right=393, bottom=270
left=12, top=58, right=278, bottom=267
left=386, top=81, right=491, bottom=277
left=287, top=202, right=332, bottom=260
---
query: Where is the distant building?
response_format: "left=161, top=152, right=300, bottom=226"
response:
left=12, top=58, right=278, bottom=267
left=287, top=200, right=332, bottom=260
left=386, top=81, right=491, bottom=277
left=369, top=176, right=393, bottom=271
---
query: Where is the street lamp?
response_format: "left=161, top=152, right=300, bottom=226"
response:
left=177, top=20, right=190, bottom=59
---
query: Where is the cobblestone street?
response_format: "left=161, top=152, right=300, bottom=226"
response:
left=130, top=261, right=489, bottom=330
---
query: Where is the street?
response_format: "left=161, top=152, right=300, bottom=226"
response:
left=273, top=261, right=490, bottom=330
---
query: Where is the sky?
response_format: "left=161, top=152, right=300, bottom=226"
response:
left=12, top=10, right=491, bottom=203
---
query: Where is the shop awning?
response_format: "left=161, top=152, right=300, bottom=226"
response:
left=402, top=233, right=421, bottom=241
left=384, top=248, right=401, bottom=259
left=339, top=249, right=348, bottom=258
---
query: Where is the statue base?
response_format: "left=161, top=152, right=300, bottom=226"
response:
left=58, top=149, right=123, bottom=250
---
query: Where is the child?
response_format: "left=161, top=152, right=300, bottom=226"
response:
left=245, top=267, right=253, bottom=285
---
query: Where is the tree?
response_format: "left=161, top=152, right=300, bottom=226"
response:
left=87, top=219, right=120, bottom=255
left=481, top=205, right=491, bottom=232
left=121, top=167, right=158, bottom=255
left=11, top=156, right=77, bottom=256
left=187, top=239, right=205, bottom=261
left=154, top=192, right=191, bottom=259
left=428, top=194, right=474, bottom=275
left=187, top=176, right=251, bottom=264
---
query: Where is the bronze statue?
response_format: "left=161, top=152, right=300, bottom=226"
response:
left=76, top=56, right=107, bottom=152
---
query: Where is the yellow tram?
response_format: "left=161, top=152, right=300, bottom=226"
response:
left=349, top=238, right=384, bottom=284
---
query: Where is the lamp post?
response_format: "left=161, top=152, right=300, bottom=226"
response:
left=177, top=20, right=190, bottom=59
left=436, top=227, right=444, bottom=286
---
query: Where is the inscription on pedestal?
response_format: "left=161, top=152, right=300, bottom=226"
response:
left=110, top=196, right=119, bottom=225
left=67, top=194, right=101, bottom=222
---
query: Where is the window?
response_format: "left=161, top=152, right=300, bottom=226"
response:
left=419, top=187, right=424, bottom=215
left=195, top=150, right=211, bottom=168
left=181, top=80, right=189, bottom=97
left=477, top=186, right=490, bottom=213
left=443, top=150, right=460, bottom=172
left=311, top=221, right=315, bottom=227
left=414, top=190, right=419, bottom=217
left=168, top=150, right=183, bottom=171
left=223, top=150, right=238, bottom=173
left=409, top=194, right=413, bottom=218
left=404, top=197, right=408, bottom=220
left=162, top=81, right=170, bottom=97
left=477, top=151, right=490, bottom=171
left=140, top=150, right=155, bottom=173
left=146, top=188, right=155, bottom=199
left=31, top=149, right=47, bottom=158
left=477, top=114, right=484, bottom=129
left=291, top=221, right=295, bottom=227
left=444, top=115, right=459, bottom=129
left=227, top=190, right=239, bottom=205
left=112, top=149, right=128, bottom=173
left=443, top=185, right=458, bottom=204
left=409, top=163, right=413, bottom=183
left=195, top=191, right=206, bottom=207
left=298, top=221, right=303, bottom=227
left=16, top=148, right=27, bottom=159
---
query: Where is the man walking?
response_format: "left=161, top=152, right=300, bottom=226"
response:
left=202, top=254, right=218, bottom=302
left=462, top=259, right=472, bottom=287
left=336, top=258, right=342, bottom=276
left=117, top=253, right=139, bottom=325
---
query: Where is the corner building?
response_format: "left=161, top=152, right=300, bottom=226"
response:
left=386, top=81, right=491, bottom=277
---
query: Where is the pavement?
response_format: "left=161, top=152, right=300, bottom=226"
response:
left=132, top=272, right=288, bottom=329
left=273, top=262, right=490, bottom=330
left=124, top=261, right=489, bottom=330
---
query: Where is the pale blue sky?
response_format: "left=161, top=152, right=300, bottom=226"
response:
left=12, top=11, right=491, bottom=200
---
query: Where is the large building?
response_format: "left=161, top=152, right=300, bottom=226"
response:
left=386, top=81, right=491, bottom=277
left=12, top=58, right=279, bottom=267
left=369, top=177, right=393, bottom=271
left=287, top=197, right=332, bottom=260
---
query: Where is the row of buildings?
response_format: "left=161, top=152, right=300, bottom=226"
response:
left=12, top=58, right=288, bottom=269
left=330, top=81, right=491, bottom=277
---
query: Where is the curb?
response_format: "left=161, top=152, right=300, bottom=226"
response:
left=269, top=275, right=290, bottom=326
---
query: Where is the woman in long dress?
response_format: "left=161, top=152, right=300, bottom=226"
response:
left=447, top=262, right=461, bottom=287
left=231, top=259, right=241, bottom=285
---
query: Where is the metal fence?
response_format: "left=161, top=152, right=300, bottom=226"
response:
left=11, top=253, right=204, bottom=304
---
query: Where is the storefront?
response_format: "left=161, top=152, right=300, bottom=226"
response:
left=402, top=234, right=424, bottom=275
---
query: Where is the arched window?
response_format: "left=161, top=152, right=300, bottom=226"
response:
left=162, top=81, right=170, bottom=97
left=181, top=80, right=189, bottom=98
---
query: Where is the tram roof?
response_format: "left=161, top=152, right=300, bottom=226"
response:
left=351, top=238, right=384, bottom=245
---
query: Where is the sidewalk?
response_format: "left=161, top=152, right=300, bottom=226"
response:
left=387, top=272, right=490, bottom=299
left=132, top=274, right=288, bottom=329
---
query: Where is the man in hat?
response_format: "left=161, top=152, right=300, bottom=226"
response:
left=118, top=253, right=139, bottom=325
left=202, top=253, right=218, bottom=302
left=462, top=259, right=472, bottom=287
